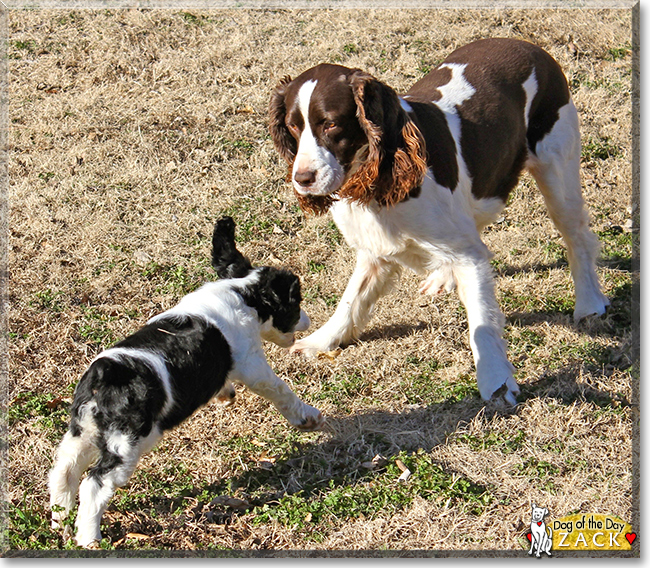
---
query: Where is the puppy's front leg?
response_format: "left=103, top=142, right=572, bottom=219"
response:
left=291, top=250, right=400, bottom=356
left=238, top=361, right=324, bottom=430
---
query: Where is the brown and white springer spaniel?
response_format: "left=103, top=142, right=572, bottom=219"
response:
left=268, top=38, right=609, bottom=405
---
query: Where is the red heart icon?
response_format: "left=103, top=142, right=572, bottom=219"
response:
left=526, top=533, right=532, bottom=542
left=625, top=533, right=637, bottom=545
left=537, top=521, right=542, bottom=526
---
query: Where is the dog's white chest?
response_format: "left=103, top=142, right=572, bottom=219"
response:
left=330, top=200, right=404, bottom=256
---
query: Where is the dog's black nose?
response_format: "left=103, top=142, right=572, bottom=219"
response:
left=294, top=169, right=316, bottom=187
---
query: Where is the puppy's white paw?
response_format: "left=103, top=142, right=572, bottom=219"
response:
left=215, top=381, right=236, bottom=406
left=74, top=533, right=102, bottom=549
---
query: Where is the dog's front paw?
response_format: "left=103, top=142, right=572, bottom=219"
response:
left=215, top=381, right=236, bottom=406
left=293, top=406, right=325, bottom=431
left=478, top=369, right=520, bottom=407
left=74, top=532, right=102, bottom=549
left=290, top=333, right=340, bottom=357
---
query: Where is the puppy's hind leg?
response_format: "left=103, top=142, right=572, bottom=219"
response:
left=49, top=429, right=99, bottom=530
left=74, top=428, right=162, bottom=548
left=527, top=100, right=609, bottom=321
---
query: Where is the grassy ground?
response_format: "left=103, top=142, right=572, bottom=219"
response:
left=2, top=7, right=637, bottom=555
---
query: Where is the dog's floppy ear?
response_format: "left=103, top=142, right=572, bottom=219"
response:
left=269, top=75, right=297, bottom=165
left=211, top=216, right=253, bottom=279
left=339, top=70, right=427, bottom=208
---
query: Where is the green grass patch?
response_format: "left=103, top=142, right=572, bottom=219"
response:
left=545, top=339, right=617, bottom=373
left=507, top=328, right=545, bottom=357
left=114, top=461, right=204, bottom=514
left=1, top=495, right=76, bottom=550
left=323, top=220, right=343, bottom=248
left=304, top=283, right=339, bottom=308
left=606, top=44, right=631, bottom=61
left=401, top=358, right=478, bottom=405
left=6, top=391, right=70, bottom=436
left=581, top=136, right=622, bottom=161
left=314, top=371, right=370, bottom=411
left=179, top=11, right=207, bottom=26
left=511, top=457, right=559, bottom=493
left=307, top=260, right=327, bottom=274
left=219, top=203, right=276, bottom=242
left=598, top=227, right=632, bottom=270
left=30, top=289, right=65, bottom=312
left=501, top=285, right=574, bottom=316
left=77, top=306, right=118, bottom=348
left=141, top=260, right=214, bottom=297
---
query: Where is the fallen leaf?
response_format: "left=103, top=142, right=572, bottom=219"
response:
left=46, top=397, right=64, bottom=410
left=125, top=533, right=150, bottom=540
left=210, top=495, right=250, bottom=510
left=372, top=454, right=388, bottom=467
left=318, top=348, right=342, bottom=361
left=398, top=469, right=412, bottom=483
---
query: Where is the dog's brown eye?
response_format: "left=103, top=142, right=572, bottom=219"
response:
left=323, top=120, right=337, bottom=132
left=287, top=123, right=300, bottom=136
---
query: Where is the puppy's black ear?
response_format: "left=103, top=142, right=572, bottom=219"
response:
left=266, top=270, right=300, bottom=302
left=211, top=216, right=253, bottom=279
left=288, top=274, right=301, bottom=304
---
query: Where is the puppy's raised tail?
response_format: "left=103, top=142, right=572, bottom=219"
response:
left=211, top=216, right=253, bottom=279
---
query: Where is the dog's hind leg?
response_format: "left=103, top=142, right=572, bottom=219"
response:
left=74, top=428, right=162, bottom=548
left=48, top=429, right=99, bottom=530
left=527, top=100, right=609, bottom=321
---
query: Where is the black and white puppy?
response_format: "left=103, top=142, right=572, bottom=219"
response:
left=48, top=217, right=323, bottom=548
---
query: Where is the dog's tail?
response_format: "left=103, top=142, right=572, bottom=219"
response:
left=211, top=216, right=253, bottom=279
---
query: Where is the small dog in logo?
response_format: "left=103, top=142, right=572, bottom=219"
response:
left=528, top=503, right=553, bottom=557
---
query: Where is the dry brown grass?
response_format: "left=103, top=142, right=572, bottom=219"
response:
left=3, top=7, right=636, bottom=556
